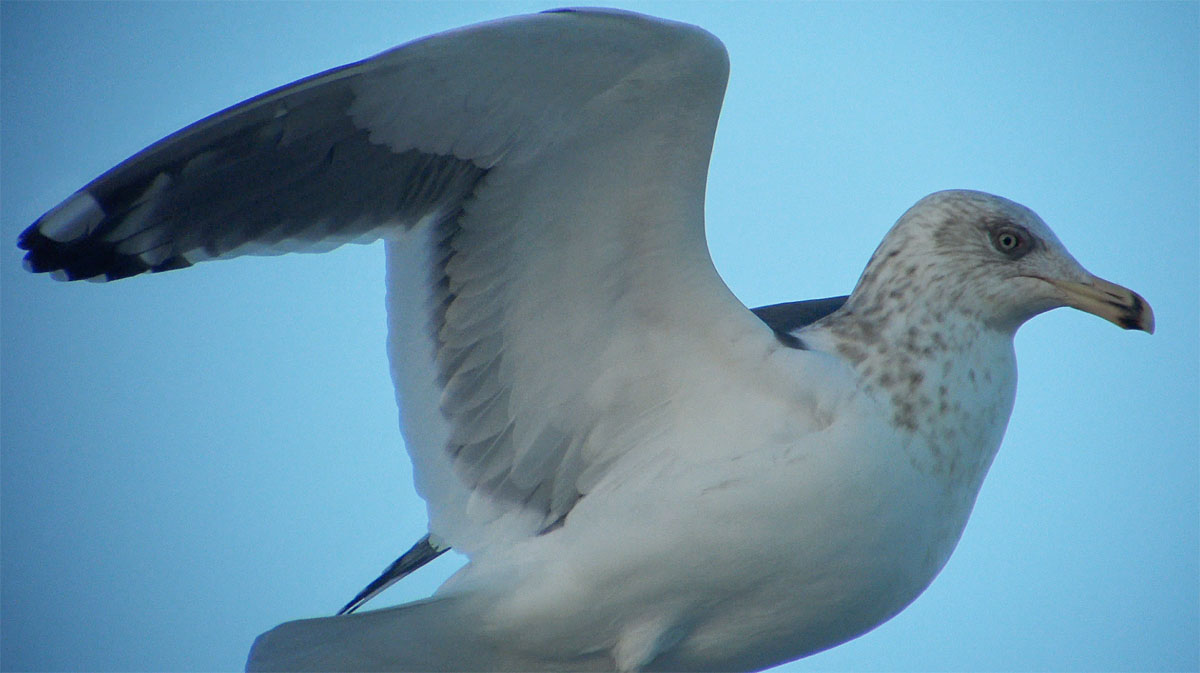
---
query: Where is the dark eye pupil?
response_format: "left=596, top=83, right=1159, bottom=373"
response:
left=991, top=226, right=1032, bottom=257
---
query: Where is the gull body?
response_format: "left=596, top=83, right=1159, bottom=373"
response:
left=16, top=8, right=1153, bottom=672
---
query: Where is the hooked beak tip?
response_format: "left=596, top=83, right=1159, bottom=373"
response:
left=1046, top=276, right=1155, bottom=334
left=1118, top=290, right=1155, bottom=334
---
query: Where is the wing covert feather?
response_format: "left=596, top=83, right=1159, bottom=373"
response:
left=20, top=8, right=784, bottom=557
left=377, top=10, right=759, bottom=554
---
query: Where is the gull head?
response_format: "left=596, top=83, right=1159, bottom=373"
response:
left=847, top=190, right=1154, bottom=336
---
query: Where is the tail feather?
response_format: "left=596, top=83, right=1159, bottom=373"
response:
left=246, top=594, right=613, bottom=672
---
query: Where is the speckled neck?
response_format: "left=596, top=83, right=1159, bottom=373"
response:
left=801, top=268, right=1019, bottom=495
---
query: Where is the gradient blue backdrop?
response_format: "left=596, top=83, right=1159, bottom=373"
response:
left=2, top=2, right=1196, bottom=671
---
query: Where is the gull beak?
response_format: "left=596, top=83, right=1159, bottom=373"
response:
left=1046, top=275, right=1155, bottom=334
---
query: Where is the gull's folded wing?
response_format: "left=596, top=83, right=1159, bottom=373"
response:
left=20, top=9, right=800, bottom=556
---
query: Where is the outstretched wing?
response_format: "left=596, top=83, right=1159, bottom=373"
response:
left=19, top=9, right=789, bottom=556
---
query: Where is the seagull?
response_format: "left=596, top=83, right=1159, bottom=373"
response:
left=17, top=8, right=1154, bottom=673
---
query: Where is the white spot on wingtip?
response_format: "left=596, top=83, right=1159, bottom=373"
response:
left=38, top=192, right=105, bottom=243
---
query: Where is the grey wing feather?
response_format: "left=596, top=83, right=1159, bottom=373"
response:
left=18, top=58, right=485, bottom=281
left=751, top=296, right=848, bottom=334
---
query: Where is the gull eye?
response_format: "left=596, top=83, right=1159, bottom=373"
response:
left=991, top=226, right=1031, bottom=258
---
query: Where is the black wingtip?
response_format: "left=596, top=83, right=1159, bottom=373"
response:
left=18, top=226, right=94, bottom=280
left=18, top=217, right=193, bottom=282
left=337, top=534, right=449, bottom=615
left=19, top=226, right=126, bottom=282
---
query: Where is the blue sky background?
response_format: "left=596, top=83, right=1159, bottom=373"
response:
left=1, top=2, right=1196, bottom=671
